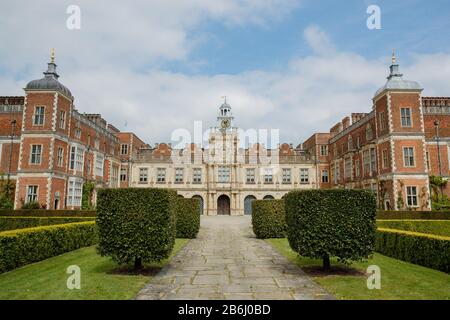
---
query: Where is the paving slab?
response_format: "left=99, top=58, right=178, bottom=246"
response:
left=135, top=216, right=334, bottom=300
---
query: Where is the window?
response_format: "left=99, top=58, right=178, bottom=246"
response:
left=75, top=122, right=81, bottom=139
left=356, top=136, right=361, bottom=149
left=111, top=166, right=119, bottom=187
left=355, top=159, right=360, bottom=177
left=403, top=147, right=415, bottom=167
left=121, top=144, right=128, bottom=155
left=59, top=110, right=66, bottom=129
left=282, top=168, right=291, bottom=183
left=26, top=185, right=38, bottom=203
left=300, top=168, right=309, bottom=184
left=175, top=168, right=184, bottom=183
left=193, top=168, right=202, bottom=183
left=370, top=147, right=377, bottom=173
left=57, top=147, right=64, bottom=167
left=30, top=145, right=42, bottom=164
left=363, top=150, right=371, bottom=175
left=333, top=163, right=340, bottom=184
left=246, top=168, right=255, bottom=184
left=426, top=152, right=430, bottom=171
left=120, top=168, right=127, bottom=181
left=344, top=157, right=352, bottom=179
left=70, top=145, right=84, bottom=172
left=382, top=149, right=389, bottom=169
left=366, top=124, right=373, bottom=141
left=86, top=159, right=91, bottom=176
left=139, top=168, right=148, bottom=183
left=379, top=111, right=386, bottom=131
left=348, top=136, right=353, bottom=151
left=322, top=170, right=329, bottom=183
left=406, top=186, right=418, bottom=207
left=33, top=106, right=45, bottom=125
left=320, top=145, right=328, bottom=156
left=157, top=168, right=166, bottom=183
left=67, top=178, right=83, bottom=207
left=333, top=144, right=337, bottom=157
left=95, top=137, right=100, bottom=150
left=401, top=108, right=412, bottom=127
left=218, top=166, right=230, bottom=183
left=264, top=168, right=273, bottom=184
left=95, top=153, right=104, bottom=176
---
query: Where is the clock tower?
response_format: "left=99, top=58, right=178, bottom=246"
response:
left=217, top=97, right=234, bottom=131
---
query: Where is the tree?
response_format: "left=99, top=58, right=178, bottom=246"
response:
left=285, top=189, right=377, bottom=271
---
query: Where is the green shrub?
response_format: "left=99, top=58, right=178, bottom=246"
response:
left=0, top=210, right=96, bottom=217
left=0, top=221, right=97, bottom=273
left=0, top=216, right=95, bottom=232
left=252, top=200, right=286, bottom=239
left=21, top=201, right=41, bottom=209
left=377, top=210, right=450, bottom=220
left=176, top=198, right=200, bottom=238
left=375, top=228, right=450, bottom=273
left=377, top=220, right=450, bottom=237
left=285, top=189, right=377, bottom=270
left=96, top=188, right=177, bottom=269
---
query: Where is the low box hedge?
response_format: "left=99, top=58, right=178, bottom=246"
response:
left=252, top=199, right=286, bottom=239
left=375, top=228, right=450, bottom=273
left=0, top=216, right=95, bottom=232
left=285, top=189, right=377, bottom=270
left=96, top=188, right=177, bottom=269
left=0, top=221, right=97, bottom=273
left=176, top=198, right=200, bottom=239
left=377, top=220, right=450, bottom=238
left=377, top=210, right=450, bottom=220
left=0, top=209, right=96, bottom=217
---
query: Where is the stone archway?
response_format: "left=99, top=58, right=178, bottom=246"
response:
left=244, top=195, right=257, bottom=215
left=192, top=195, right=204, bottom=215
left=263, top=195, right=275, bottom=200
left=217, top=195, right=231, bottom=215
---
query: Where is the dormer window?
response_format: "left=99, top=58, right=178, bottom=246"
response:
left=366, top=124, right=373, bottom=141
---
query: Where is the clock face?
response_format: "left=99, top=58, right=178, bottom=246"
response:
left=221, top=119, right=230, bottom=129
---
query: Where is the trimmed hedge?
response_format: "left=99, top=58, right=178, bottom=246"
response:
left=285, top=189, right=377, bottom=269
left=375, top=228, right=450, bottom=273
left=0, top=221, right=97, bottom=273
left=252, top=200, right=286, bottom=239
left=377, top=220, right=450, bottom=238
left=0, top=216, right=95, bottom=232
left=96, top=188, right=177, bottom=268
left=176, top=198, right=200, bottom=239
left=0, top=209, right=96, bottom=217
left=377, top=210, right=450, bottom=220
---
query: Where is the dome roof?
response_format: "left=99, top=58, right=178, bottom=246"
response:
left=26, top=60, right=72, bottom=98
left=375, top=60, right=422, bottom=97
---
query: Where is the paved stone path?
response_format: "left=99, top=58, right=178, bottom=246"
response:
left=135, top=216, right=334, bottom=300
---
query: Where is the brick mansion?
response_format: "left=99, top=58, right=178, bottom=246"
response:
left=0, top=52, right=449, bottom=213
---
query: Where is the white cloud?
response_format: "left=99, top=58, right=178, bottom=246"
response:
left=1, top=7, right=450, bottom=146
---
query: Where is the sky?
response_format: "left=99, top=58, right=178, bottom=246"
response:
left=1, top=0, right=450, bottom=147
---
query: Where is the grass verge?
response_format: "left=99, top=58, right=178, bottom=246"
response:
left=267, top=238, right=450, bottom=300
left=0, top=239, right=189, bottom=300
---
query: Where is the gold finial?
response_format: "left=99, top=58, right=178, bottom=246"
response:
left=50, top=48, right=55, bottom=63
left=392, top=49, right=396, bottom=65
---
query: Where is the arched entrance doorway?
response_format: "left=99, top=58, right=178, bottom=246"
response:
left=217, top=195, right=230, bottom=215
left=244, top=195, right=256, bottom=215
left=192, top=195, right=204, bottom=215
left=263, top=195, right=275, bottom=200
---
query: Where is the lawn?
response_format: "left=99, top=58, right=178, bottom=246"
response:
left=0, top=239, right=189, bottom=300
left=376, top=220, right=450, bottom=237
left=267, top=238, right=450, bottom=300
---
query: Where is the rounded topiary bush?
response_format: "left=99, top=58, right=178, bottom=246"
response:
left=96, top=188, right=177, bottom=269
left=285, top=189, right=377, bottom=270
left=252, top=199, right=286, bottom=239
left=176, top=198, right=200, bottom=239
